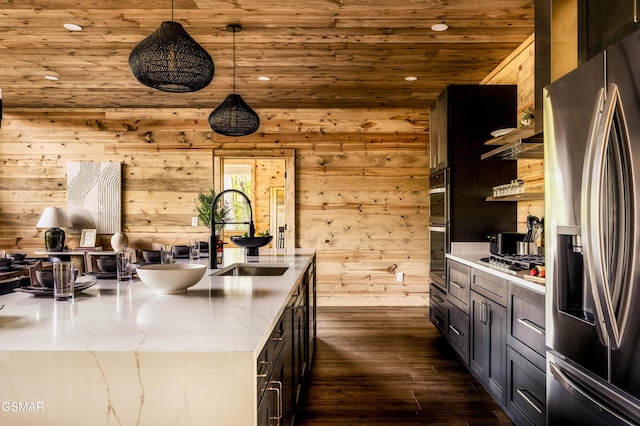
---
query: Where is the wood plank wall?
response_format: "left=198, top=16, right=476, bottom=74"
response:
left=0, top=108, right=429, bottom=306
left=0, top=35, right=536, bottom=306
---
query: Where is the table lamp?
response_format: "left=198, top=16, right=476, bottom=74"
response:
left=36, top=207, right=73, bottom=252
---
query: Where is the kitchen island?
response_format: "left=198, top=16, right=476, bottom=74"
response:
left=0, top=248, right=315, bottom=426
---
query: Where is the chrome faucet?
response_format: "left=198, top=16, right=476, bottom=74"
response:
left=209, top=189, right=256, bottom=268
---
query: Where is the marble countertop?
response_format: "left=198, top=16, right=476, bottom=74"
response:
left=0, top=248, right=315, bottom=355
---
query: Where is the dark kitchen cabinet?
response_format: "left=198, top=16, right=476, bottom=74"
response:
left=506, top=283, right=546, bottom=425
left=579, top=0, right=640, bottom=63
left=469, top=268, right=508, bottom=405
left=257, top=311, right=291, bottom=426
left=258, top=256, right=316, bottom=426
left=506, top=347, right=546, bottom=426
left=429, top=85, right=518, bottom=247
left=470, top=290, right=507, bottom=405
left=429, top=89, right=448, bottom=172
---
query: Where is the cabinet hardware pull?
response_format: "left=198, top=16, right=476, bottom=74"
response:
left=516, top=388, right=544, bottom=416
left=448, top=324, right=463, bottom=336
left=433, top=295, right=444, bottom=303
left=479, top=301, right=486, bottom=324
left=517, top=318, right=545, bottom=335
left=485, top=302, right=491, bottom=326
left=257, top=361, right=272, bottom=378
left=268, top=380, right=283, bottom=426
left=433, top=315, right=444, bottom=326
left=273, top=330, right=286, bottom=341
left=450, top=281, right=464, bottom=289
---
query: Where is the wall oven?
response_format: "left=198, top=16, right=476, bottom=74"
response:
left=429, top=169, right=448, bottom=292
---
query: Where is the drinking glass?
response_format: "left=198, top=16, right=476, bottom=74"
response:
left=189, top=240, right=201, bottom=262
left=116, top=250, right=133, bottom=282
left=53, top=261, right=75, bottom=301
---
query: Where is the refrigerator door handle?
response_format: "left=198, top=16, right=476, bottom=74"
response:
left=581, top=83, right=632, bottom=349
left=549, top=361, right=635, bottom=425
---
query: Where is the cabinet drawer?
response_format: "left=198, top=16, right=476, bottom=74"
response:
left=447, top=305, right=469, bottom=364
left=430, top=284, right=448, bottom=335
left=447, top=260, right=471, bottom=313
left=472, top=268, right=507, bottom=306
left=257, top=313, right=287, bottom=404
left=507, top=347, right=546, bottom=426
left=508, top=283, right=546, bottom=371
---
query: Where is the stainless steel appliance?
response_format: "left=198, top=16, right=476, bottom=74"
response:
left=488, top=232, right=526, bottom=255
left=544, top=28, right=640, bottom=424
left=477, top=254, right=544, bottom=276
left=429, top=169, right=447, bottom=292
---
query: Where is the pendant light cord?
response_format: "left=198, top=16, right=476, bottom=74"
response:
left=232, top=26, right=236, bottom=93
left=171, top=0, right=174, bottom=21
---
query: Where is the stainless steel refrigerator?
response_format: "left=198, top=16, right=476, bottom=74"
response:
left=544, top=29, right=640, bottom=424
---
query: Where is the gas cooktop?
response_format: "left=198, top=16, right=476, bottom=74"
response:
left=477, top=254, right=545, bottom=276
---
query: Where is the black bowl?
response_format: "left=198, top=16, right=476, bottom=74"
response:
left=36, top=269, right=79, bottom=288
left=96, top=257, right=117, bottom=273
left=6, top=252, right=26, bottom=262
left=142, top=250, right=162, bottom=263
left=171, top=245, right=189, bottom=258
left=230, top=236, right=273, bottom=249
left=35, top=270, right=54, bottom=288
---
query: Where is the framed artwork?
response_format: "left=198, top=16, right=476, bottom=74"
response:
left=80, top=229, right=97, bottom=247
left=67, top=162, right=122, bottom=234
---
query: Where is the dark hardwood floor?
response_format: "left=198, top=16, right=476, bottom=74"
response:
left=296, top=307, right=512, bottom=426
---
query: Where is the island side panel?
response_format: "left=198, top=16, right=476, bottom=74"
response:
left=0, top=351, right=255, bottom=426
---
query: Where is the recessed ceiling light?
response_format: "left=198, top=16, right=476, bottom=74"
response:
left=405, top=76, right=418, bottom=81
left=258, top=76, right=271, bottom=81
left=63, top=23, right=83, bottom=31
left=45, top=75, right=59, bottom=81
left=431, top=23, right=449, bottom=32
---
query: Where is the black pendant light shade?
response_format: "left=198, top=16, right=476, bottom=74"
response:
left=208, top=94, right=260, bottom=136
left=209, top=24, right=260, bottom=136
left=129, top=21, right=214, bottom=92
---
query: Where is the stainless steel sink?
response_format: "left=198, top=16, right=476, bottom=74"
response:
left=210, top=263, right=290, bottom=277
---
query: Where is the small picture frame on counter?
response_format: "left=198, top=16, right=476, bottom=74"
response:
left=79, top=228, right=97, bottom=248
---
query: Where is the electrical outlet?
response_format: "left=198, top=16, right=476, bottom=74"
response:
left=191, top=217, right=198, bottom=227
left=396, top=272, right=404, bottom=282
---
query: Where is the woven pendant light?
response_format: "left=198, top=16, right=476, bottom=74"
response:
left=209, top=24, right=260, bottom=136
left=128, top=2, right=214, bottom=92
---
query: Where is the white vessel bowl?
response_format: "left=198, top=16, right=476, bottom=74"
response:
left=137, top=263, right=207, bottom=294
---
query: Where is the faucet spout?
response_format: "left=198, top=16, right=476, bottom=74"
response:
left=209, top=189, right=255, bottom=268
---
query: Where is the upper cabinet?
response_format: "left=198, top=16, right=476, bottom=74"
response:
left=579, top=0, right=640, bottom=62
left=429, top=90, right=448, bottom=173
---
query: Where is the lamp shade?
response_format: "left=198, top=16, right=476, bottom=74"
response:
left=36, top=207, right=73, bottom=229
left=129, top=21, right=214, bottom=93
left=208, top=94, right=261, bottom=136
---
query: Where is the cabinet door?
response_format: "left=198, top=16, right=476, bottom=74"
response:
left=470, top=291, right=507, bottom=406
left=470, top=292, right=489, bottom=379
left=429, top=90, right=448, bottom=173
left=447, top=304, right=469, bottom=364
left=487, top=301, right=507, bottom=405
left=429, top=283, right=448, bottom=335
left=447, top=260, right=470, bottom=313
left=579, top=0, right=640, bottom=62
left=507, top=347, right=546, bottom=426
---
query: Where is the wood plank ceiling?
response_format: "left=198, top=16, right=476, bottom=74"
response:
left=0, top=0, right=534, bottom=110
